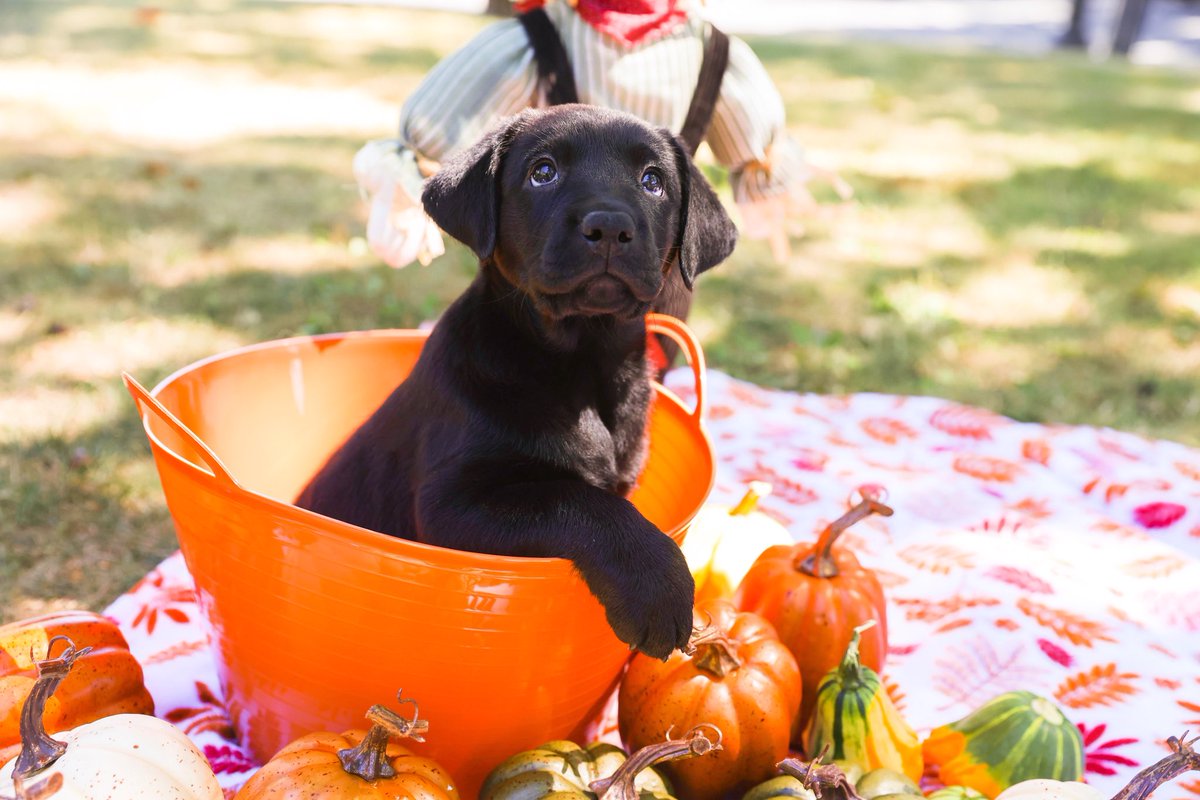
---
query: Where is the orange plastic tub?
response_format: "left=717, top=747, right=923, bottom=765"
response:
left=125, top=314, right=714, bottom=796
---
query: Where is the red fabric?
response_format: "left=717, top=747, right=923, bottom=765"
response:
left=514, top=0, right=689, bottom=47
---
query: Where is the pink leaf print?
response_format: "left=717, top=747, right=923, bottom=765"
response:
left=985, top=565, right=1054, bottom=594
left=1077, top=722, right=1139, bottom=776
left=1037, top=638, right=1074, bottom=667
left=203, top=744, right=257, bottom=775
left=1133, top=502, right=1186, bottom=529
left=932, top=637, right=1045, bottom=711
left=790, top=448, right=828, bottom=471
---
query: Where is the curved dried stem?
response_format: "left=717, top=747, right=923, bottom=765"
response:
left=1110, top=732, right=1200, bottom=800
left=777, top=744, right=865, bottom=800
left=12, top=637, right=93, bottom=781
left=796, top=497, right=893, bottom=578
left=337, top=690, right=430, bottom=781
left=590, top=726, right=723, bottom=800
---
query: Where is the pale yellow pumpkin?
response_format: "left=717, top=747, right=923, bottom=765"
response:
left=681, top=483, right=793, bottom=604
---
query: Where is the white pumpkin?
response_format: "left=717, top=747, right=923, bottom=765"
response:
left=681, top=482, right=794, bottom=604
left=0, top=713, right=222, bottom=800
left=994, top=780, right=1104, bottom=800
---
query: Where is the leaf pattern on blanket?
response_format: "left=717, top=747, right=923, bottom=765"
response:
left=1055, top=664, right=1140, bottom=709
left=861, top=417, right=918, bottom=444
left=899, top=543, right=977, bottom=573
left=932, top=637, right=1046, bottom=711
left=954, top=455, right=1023, bottom=482
left=930, top=406, right=1003, bottom=439
left=1018, top=597, right=1116, bottom=647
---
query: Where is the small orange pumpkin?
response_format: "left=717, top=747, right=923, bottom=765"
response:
left=1, top=610, right=153, bottom=761
left=618, top=599, right=801, bottom=800
left=234, top=692, right=459, bottom=800
left=733, top=489, right=892, bottom=736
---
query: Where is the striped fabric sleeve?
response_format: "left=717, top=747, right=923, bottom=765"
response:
left=394, top=18, right=540, bottom=179
left=707, top=35, right=812, bottom=206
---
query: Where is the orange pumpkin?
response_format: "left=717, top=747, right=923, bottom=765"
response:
left=733, top=489, right=892, bottom=738
left=234, top=693, right=459, bottom=800
left=1, top=610, right=153, bottom=761
left=618, top=599, right=801, bottom=800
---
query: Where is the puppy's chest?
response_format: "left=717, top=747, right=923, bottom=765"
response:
left=553, top=379, right=650, bottom=495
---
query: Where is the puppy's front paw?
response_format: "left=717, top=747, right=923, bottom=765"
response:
left=598, top=533, right=695, bottom=661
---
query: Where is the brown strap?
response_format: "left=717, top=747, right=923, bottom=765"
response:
left=518, top=8, right=580, bottom=106
left=678, top=24, right=730, bottom=155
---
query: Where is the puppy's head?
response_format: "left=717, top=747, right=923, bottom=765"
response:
left=422, top=105, right=737, bottom=321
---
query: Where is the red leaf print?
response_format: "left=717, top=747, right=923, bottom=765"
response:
left=1155, top=678, right=1182, bottom=690
left=861, top=417, right=918, bottom=445
left=985, top=565, right=1054, bottom=594
left=930, top=405, right=1002, bottom=440
left=203, top=744, right=257, bottom=775
left=1133, top=502, right=1186, bottom=529
left=1037, top=638, right=1074, bottom=667
left=1077, top=722, right=1139, bottom=776
left=164, top=608, right=190, bottom=623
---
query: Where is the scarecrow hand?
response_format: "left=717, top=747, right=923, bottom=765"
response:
left=354, top=140, right=446, bottom=268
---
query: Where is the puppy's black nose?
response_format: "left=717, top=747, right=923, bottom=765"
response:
left=580, top=210, right=634, bottom=247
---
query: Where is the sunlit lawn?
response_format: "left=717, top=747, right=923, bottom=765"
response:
left=2, top=0, right=1199, bottom=621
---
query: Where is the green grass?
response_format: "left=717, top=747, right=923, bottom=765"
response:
left=2, top=0, right=1199, bottom=621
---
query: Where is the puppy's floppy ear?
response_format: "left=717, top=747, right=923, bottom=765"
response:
left=666, top=134, right=738, bottom=289
left=421, top=112, right=528, bottom=260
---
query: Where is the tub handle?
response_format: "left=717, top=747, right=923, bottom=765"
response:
left=123, top=372, right=240, bottom=489
left=646, top=313, right=707, bottom=422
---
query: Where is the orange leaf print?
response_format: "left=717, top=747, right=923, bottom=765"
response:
left=1125, top=554, right=1188, bottom=578
left=1179, top=778, right=1200, bottom=798
left=900, top=543, right=976, bottom=574
left=1155, top=678, right=1182, bottom=690
left=1176, top=461, right=1200, bottom=481
left=995, top=618, right=1020, bottom=631
left=860, top=417, right=918, bottom=445
left=894, top=595, right=1000, bottom=621
left=953, top=455, right=1022, bottom=482
left=1179, top=699, right=1200, bottom=725
left=1022, top=439, right=1052, bottom=465
left=1054, top=663, right=1139, bottom=709
left=1017, top=597, right=1116, bottom=647
left=936, top=618, right=973, bottom=633
left=883, top=674, right=908, bottom=714
left=709, top=405, right=736, bottom=420
left=1009, top=498, right=1053, bottom=519
left=930, top=405, right=1004, bottom=439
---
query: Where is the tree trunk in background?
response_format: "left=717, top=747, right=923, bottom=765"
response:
left=1111, top=0, right=1150, bottom=54
left=1060, top=0, right=1088, bottom=47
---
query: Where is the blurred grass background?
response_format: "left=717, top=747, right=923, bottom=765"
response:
left=2, top=0, right=1199, bottom=622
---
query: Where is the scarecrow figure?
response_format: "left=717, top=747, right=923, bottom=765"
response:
left=356, top=0, right=849, bottom=274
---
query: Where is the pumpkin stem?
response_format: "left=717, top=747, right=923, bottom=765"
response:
left=1109, top=732, right=1200, bottom=800
left=589, top=725, right=722, bottom=800
left=12, top=636, right=93, bottom=781
left=835, top=621, right=878, bottom=688
left=778, top=744, right=866, bottom=800
left=796, top=491, right=893, bottom=578
left=730, top=482, right=772, bottom=516
left=337, top=690, right=430, bottom=781
left=686, top=622, right=743, bottom=679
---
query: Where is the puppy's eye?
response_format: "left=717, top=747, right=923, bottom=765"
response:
left=530, top=160, right=558, bottom=187
left=641, top=168, right=664, bottom=197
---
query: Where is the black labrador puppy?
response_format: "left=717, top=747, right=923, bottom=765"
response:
left=296, top=105, right=737, bottom=659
